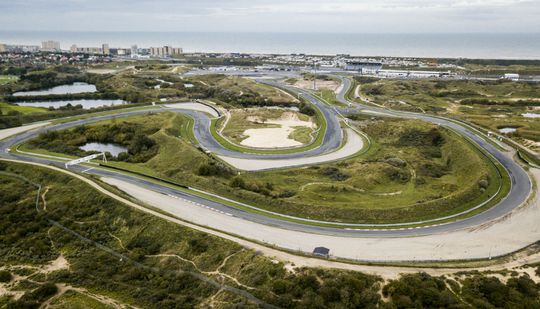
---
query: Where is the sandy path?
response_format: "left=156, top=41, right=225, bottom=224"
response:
left=0, top=122, right=50, bottom=140
left=218, top=128, right=362, bottom=171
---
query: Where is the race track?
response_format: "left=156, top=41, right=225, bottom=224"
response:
left=0, top=73, right=535, bottom=261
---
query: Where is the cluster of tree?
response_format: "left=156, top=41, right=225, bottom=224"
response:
left=384, top=272, right=540, bottom=309
left=363, top=85, right=384, bottom=96
left=434, top=89, right=483, bottom=98
left=9, top=283, right=58, bottom=308
left=28, top=122, right=159, bottom=163
left=1, top=67, right=87, bottom=95
left=197, top=161, right=234, bottom=178
left=397, top=128, right=445, bottom=148
left=229, top=176, right=296, bottom=199
left=318, top=166, right=351, bottom=181
left=353, top=76, right=380, bottom=84
left=461, top=98, right=540, bottom=106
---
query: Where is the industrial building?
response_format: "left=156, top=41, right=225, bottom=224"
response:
left=344, top=61, right=383, bottom=73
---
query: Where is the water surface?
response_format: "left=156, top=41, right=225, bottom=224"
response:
left=16, top=99, right=125, bottom=109
left=1, top=31, right=539, bottom=59
left=79, top=142, right=128, bottom=156
left=499, top=127, right=518, bottom=134
left=13, top=82, right=97, bottom=96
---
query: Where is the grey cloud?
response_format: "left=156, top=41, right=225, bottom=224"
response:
left=0, top=0, right=538, bottom=32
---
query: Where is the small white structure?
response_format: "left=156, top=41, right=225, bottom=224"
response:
left=65, top=152, right=107, bottom=169
left=504, top=73, right=520, bottom=81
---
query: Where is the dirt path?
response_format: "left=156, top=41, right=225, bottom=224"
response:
left=147, top=250, right=255, bottom=290
left=42, top=284, right=136, bottom=309
left=41, top=186, right=50, bottom=211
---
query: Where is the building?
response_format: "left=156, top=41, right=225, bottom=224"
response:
left=345, top=61, right=383, bottom=73
left=131, top=45, right=138, bottom=58
left=70, top=44, right=103, bottom=54
left=102, top=44, right=110, bottom=55
left=150, top=46, right=183, bottom=57
left=6, top=45, right=40, bottom=53
left=377, top=70, right=453, bottom=78
left=0, top=43, right=6, bottom=53
left=41, top=40, right=61, bottom=51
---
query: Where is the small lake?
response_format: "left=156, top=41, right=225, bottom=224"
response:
left=16, top=99, right=125, bottom=109
left=13, top=82, right=97, bottom=96
left=522, top=113, right=540, bottom=118
left=498, top=127, right=518, bottom=134
left=79, top=143, right=128, bottom=156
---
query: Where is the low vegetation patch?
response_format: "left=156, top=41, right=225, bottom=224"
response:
left=24, top=113, right=503, bottom=224
left=353, top=78, right=540, bottom=152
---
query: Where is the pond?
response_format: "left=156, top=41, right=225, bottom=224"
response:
left=16, top=99, right=126, bottom=109
left=79, top=142, right=128, bottom=157
left=13, top=82, right=97, bottom=96
left=498, top=127, right=517, bottom=134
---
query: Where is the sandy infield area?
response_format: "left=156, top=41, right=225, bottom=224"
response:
left=240, top=112, right=314, bottom=148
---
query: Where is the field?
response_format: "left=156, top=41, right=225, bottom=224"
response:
left=0, top=75, right=18, bottom=85
left=0, top=102, right=46, bottom=115
left=353, top=77, right=540, bottom=152
left=0, top=162, right=538, bottom=308
left=24, top=112, right=501, bottom=224
left=189, top=74, right=297, bottom=105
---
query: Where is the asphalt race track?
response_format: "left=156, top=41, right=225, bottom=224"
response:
left=0, top=74, right=532, bottom=240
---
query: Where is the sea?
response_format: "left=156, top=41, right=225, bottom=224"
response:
left=1, top=31, right=539, bottom=60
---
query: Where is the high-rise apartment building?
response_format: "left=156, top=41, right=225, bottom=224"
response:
left=150, top=46, right=183, bottom=57
left=41, top=40, right=61, bottom=51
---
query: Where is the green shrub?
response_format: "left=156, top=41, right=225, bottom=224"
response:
left=0, top=270, right=12, bottom=283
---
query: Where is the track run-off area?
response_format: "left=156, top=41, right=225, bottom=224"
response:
left=0, top=72, right=536, bottom=262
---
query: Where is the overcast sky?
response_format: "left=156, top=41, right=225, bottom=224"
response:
left=1, top=0, right=539, bottom=33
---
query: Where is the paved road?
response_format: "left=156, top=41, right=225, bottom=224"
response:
left=192, top=82, right=344, bottom=159
left=0, top=76, right=532, bottom=238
